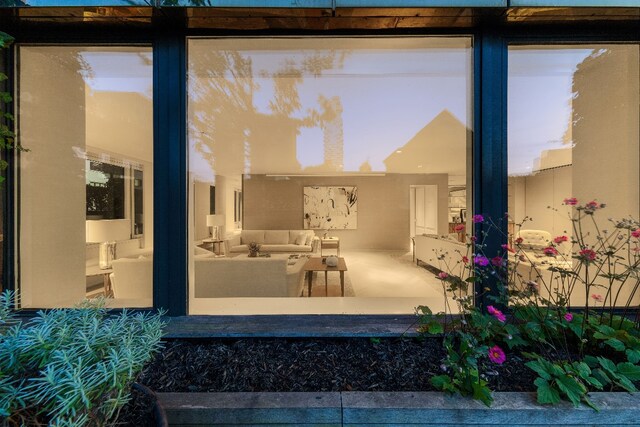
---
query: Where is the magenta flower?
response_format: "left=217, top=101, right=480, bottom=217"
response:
left=470, top=236, right=477, bottom=242
left=491, top=256, right=504, bottom=267
left=462, top=256, right=469, bottom=264
left=515, top=237, right=523, bottom=245
left=564, top=313, right=573, bottom=322
left=563, top=197, right=578, bottom=206
left=488, top=345, right=506, bottom=364
left=474, top=255, right=489, bottom=266
left=632, top=229, right=640, bottom=239
left=543, top=246, right=559, bottom=256
left=553, top=235, right=569, bottom=244
left=591, top=294, right=603, bottom=302
left=487, top=305, right=506, bottom=323
left=579, top=248, right=597, bottom=262
left=437, top=272, right=449, bottom=280
left=454, top=224, right=465, bottom=232
left=472, top=214, right=484, bottom=223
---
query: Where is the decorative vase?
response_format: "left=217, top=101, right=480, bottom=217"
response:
left=326, top=255, right=338, bottom=267
left=248, top=250, right=258, bottom=258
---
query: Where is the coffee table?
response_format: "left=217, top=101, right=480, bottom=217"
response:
left=303, top=257, right=348, bottom=297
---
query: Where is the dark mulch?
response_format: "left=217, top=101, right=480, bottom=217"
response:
left=117, top=337, right=538, bottom=425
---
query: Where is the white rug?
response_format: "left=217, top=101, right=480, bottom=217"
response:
left=300, top=271, right=356, bottom=297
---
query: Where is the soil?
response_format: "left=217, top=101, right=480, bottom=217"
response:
left=117, top=337, right=538, bottom=425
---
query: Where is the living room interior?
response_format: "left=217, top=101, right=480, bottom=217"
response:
left=187, top=37, right=474, bottom=314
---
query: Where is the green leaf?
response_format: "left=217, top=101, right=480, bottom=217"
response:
left=626, top=349, right=640, bottom=364
left=431, top=375, right=452, bottom=390
left=583, top=355, right=599, bottom=368
left=526, top=360, right=552, bottom=381
left=572, top=362, right=591, bottom=380
left=472, top=381, right=493, bottom=407
left=604, top=338, right=626, bottom=352
left=616, top=362, right=640, bottom=381
left=427, top=322, right=444, bottom=335
left=556, top=374, right=586, bottom=407
left=591, top=369, right=611, bottom=386
left=534, top=378, right=561, bottom=405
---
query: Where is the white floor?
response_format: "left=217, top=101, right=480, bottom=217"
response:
left=188, top=250, right=456, bottom=315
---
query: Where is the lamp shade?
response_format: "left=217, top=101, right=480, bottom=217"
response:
left=86, top=219, right=130, bottom=243
left=206, top=214, right=225, bottom=227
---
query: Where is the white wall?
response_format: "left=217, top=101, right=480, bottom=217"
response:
left=19, top=48, right=87, bottom=307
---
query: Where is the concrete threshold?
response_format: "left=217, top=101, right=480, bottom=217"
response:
left=158, top=391, right=640, bottom=426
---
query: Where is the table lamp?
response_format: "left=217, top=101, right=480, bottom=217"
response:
left=206, top=214, right=225, bottom=240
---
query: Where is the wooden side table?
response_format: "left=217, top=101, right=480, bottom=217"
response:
left=320, top=237, right=340, bottom=256
left=303, top=257, right=348, bottom=297
left=86, top=265, right=113, bottom=297
left=203, top=238, right=224, bottom=255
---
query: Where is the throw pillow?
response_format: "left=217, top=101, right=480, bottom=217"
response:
left=305, top=232, right=314, bottom=246
left=295, top=233, right=306, bottom=245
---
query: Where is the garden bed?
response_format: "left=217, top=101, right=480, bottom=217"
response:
left=117, top=338, right=640, bottom=426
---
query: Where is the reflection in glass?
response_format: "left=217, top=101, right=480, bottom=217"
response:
left=17, top=46, right=153, bottom=308
left=188, top=37, right=473, bottom=315
left=508, top=44, right=640, bottom=306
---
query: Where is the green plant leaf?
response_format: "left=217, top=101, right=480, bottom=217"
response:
left=534, top=378, right=561, bottom=405
left=616, top=363, right=640, bottom=381
left=591, top=368, right=611, bottom=386
left=604, top=338, right=626, bottom=352
left=556, top=374, right=586, bottom=407
left=526, top=360, right=552, bottom=380
left=472, top=381, right=493, bottom=407
left=626, top=349, right=640, bottom=364
left=431, top=375, right=452, bottom=390
left=427, top=322, right=444, bottom=335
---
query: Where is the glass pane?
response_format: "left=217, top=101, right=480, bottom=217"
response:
left=17, top=46, right=153, bottom=308
left=508, top=44, right=640, bottom=307
left=188, top=37, right=473, bottom=315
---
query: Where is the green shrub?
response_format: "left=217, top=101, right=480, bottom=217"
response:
left=0, top=292, right=165, bottom=426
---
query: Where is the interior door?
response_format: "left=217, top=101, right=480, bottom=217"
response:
left=413, top=185, right=438, bottom=236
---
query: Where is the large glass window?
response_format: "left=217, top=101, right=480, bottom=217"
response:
left=17, top=46, right=153, bottom=308
left=508, top=44, right=640, bottom=306
left=187, top=37, right=473, bottom=314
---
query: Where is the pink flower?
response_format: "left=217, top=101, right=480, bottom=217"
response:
left=470, top=236, right=477, bottom=242
left=579, top=248, right=597, bottom=262
left=454, top=224, right=465, bottom=232
left=515, top=237, right=524, bottom=245
left=563, top=197, right=578, bottom=206
left=472, top=214, right=484, bottom=223
left=632, top=229, right=640, bottom=239
left=437, top=272, right=449, bottom=280
left=564, top=313, right=573, bottom=322
left=491, top=256, right=504, bottom=267
left=487, top=305, right=506, bottom=322
left=543, top=246, right=559, bottom=256
left=474, top=255, right=489, bottom=266
left=585, top=200, right=599, bottom=210
left=488, top=345, right=506, bottom=364
left=591, top=294, right=603, bottom=302
left=501, top=244, right=516, bottom=253
left=553, top=235, right=569, bottom=244
left=462, top=256, right=469, bottom=264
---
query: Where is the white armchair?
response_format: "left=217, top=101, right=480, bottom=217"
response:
left=109, top=257, right=153, bottom=300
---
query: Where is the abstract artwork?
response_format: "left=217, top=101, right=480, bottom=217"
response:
left=304, top=186, right=358, bottom=230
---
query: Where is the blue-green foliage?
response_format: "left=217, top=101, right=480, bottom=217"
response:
left=0, top=291, right=165, bottom=426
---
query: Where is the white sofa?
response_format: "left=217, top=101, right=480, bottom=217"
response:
left=224, top=230, right=319, bottom=255
left=415, top=234, right=467, bottom=272
left=194, top=255, right=307, bottom=298
left=109, top=256, right=153, bottom=300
